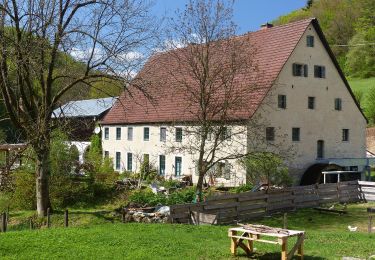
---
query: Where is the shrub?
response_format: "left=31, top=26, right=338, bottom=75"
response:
left=127, top=187, right=196, bottom=207
left=49, top=175, right=94, bottom=209
left=167, top=187, right=195, bottom=205
left=12, top=169, right=36, bottom=210
left=229, top=183, right=253, bottom=193
left=128, top=188, right=166, bottom=207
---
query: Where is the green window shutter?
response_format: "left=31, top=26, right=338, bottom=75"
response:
left=292, top=63, right=297, bottom=76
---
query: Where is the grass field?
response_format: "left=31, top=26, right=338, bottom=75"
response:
left=0, top=203, right=375, bottom=259
left=348, top=77, right=375, bottom=94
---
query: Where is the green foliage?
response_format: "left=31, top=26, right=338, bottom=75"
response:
left=128, top=188, right=167, bottom=206
left=50, top=130, right=75, bottom=176
left=12, top=169, right=36, bottom=210
left=243, top=152, right=292, bottom=188
left=49, top=175, right=94, bottom=209
left=229, top=183, right=253, bottom=193
left=128, top=187, right=196, bottom=207
left=364, top=86, right=375, bottom=124
left=352, top=89, right=364, bottom=107
left=273, top=0, right=374, bottom=79
left=0, top=192, right=12, bottom=212
left=345, top=27, right=375, bottom=78
left=273, top=9, right=310, bottom=25
left=166, top=187, right=196, bottom=205
left=160, top=179, right=181, bottom=189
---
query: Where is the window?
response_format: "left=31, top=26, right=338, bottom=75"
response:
left=160, top=127, right=166, bottom=142
left=308, top=96, right=315, bottom=109
left=307, top=35, right=314, bottom=47
left=159, top=155, right=166, bottom=176
left=335, top=98, right=342, bottom=111
left=144, top=127, right=150, bottom=141
left=220, top=127, right=231, bottom=141
left=342, top=129, right=349, bottom=142
left=115, top=152, right=121, bottom=170
left=175, top=156, right=182, bottom=176
left=104, top=151, right=109, bottom=158
left=317, top=140, right=324, bottom=159
left=127, top=153, right=133, bottom=172
left=278, top=95, right=287, bottom=109
left=104, top=127, right=109, bottom=140
left=292, top=128, right=300, bottom=142
left=116, top=127, right=121, bottom=140
left=292, top=63, right=308, bottom=77
left=143, top=154, right=150, bottom=173
left=175, top=127, right=183, bottom=142
left=127, top=127, right=133, bottom=141
left=314, top=65, right=326, bottom=78
left=215, top=162, right=231, bottom=180
left=207, top=130, right=212, bottom=141
left=266, top=127, right=275, bottom=141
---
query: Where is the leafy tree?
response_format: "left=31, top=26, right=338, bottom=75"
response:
left=364, top=86, right=375, bottom=124
left=0, top=0, right=156, bottom=216
left=242, top=152, right=292, bottom=189
left=345, top=0, right=375, bottom=78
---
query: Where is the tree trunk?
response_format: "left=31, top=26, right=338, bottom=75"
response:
left=36, top=149, right=51, bottom=216
left=196, top=172, right=205, bottom=196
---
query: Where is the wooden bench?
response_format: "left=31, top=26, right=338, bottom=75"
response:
left=228, top=224, right=304, bottom=260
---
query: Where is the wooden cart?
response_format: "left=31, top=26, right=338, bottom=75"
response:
left=228, top=225, right=305, bottom=260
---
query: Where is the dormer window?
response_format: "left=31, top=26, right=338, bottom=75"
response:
left=307, top=35, right=314, bottom=47
left=292, top=63, right=308, bottom=77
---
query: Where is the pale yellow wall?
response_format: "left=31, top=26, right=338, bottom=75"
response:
left=101, top=124, right=248, bottom=186
left=253, top=23, right=367, bottom=181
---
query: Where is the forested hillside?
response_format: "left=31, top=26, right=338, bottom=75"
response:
left=273, top=0, right=374, bottom=79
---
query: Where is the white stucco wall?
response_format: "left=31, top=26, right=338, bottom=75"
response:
left=253, top=23, right=367, bottom=182
left=101, top=125, right=248, bottom=186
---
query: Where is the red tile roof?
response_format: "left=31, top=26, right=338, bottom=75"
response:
left=102, top=19, right=314, bottom=125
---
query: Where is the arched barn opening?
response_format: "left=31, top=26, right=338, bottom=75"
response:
left=300, top=163, right=343, bottom=185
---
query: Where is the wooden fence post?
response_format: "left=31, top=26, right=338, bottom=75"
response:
left=6, top=206, right=9, bottom=224
left=283, top=212, right=287, bottom=229
left=122, top=208, right=126, bottom=223
left=64, top=209, right=69, bottom=227
left=369, top=215, right=373, bottom=234
left=1, top=212, right=6, bottom=232
left=47, top=208, right=51, bottom=228
left=29, top=218, right=33, bottom=230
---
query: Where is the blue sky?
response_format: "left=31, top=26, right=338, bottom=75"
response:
left=152, top=0, right=307, bottom=33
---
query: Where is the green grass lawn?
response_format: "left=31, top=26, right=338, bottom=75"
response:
left=0, top=203, right=375, bottom=259
left=348, top=77, right=375, bottom=94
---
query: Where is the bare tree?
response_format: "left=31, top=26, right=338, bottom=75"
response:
left=160, top=0, right=262, bottom=194
left=0, top=0, right=157, bottom=216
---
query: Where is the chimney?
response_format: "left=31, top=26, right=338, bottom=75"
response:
left=260, top=22, right=273, bottom=30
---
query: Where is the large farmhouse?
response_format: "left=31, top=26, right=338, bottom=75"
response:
left=100, top=18, right=367, bottom=186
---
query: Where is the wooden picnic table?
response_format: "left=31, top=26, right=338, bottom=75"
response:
left=228, top=224, right=305, bottom=260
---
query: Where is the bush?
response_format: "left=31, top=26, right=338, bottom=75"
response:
left=49, top=175, right=94, bottom=209
left=128, top=188, right=166, bottom=206
left=127, top=187, right=196, bottom=207
left=12, top=169, right=36, bottom=210
left=167, top=187, right=195, bottom=205
left=229, top=183, right=253, bottom=193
